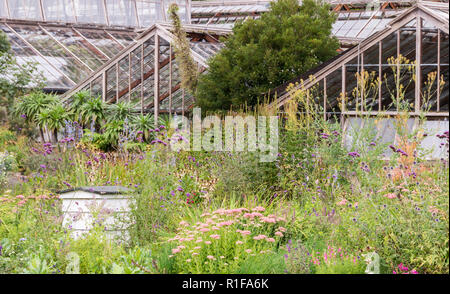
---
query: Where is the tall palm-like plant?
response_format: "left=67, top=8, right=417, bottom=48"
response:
left=131, top=114, right=154, bottom=142
left=79, top=96, right=106, bottom=132
left=47, top=103, right=69, bottom=143
left=69, top=90, right=89, bottom=126
left=14, top=91, right=58, bottom=142
left=103, top=120, right=124, bottom=149
left=106, top=101, right=137, bottom=123
left=36, top=109, right=52, bottom=143
left=157, top=114, right=171, bottom=129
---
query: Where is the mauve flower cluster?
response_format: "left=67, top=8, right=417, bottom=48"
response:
left=389, top=145, right=408, bottom=156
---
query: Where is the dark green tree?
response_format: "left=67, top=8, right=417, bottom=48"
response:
left=195, top=0, right=339, bottom=112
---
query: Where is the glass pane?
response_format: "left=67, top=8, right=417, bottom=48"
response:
left=77, top=29, right=126, bottom=58
left=421, top=66, right=438, bottom=112
left=399, top=24, right=415, bottom=61
left=44, top=27, right=107, bottom=70
left=117, top=57, right=130, bottom=102
left=422, top=25, right=438, bottom=65
left=8, top=0, right=42, bottom=20
left=345, top=56, right=360, bottom=111
left=42, top=0, right=76, bottom=22
left=439, top=32, right=449, bottom=111
left=136, top=0, right=160, bottom=27
left=439, top=66, right=449, bottom=111
left=108, top=31, right=137, bottom=48
left=0, top=0, right=8, bottom=18
left=107, top=0, right=138, bottom=27
left=106, top=66, right=117, bottom=103
left=0, top=24, right=74, bottom=89
left=11, top=25, right=90, bottom=83
left=382, top=32, right=397, bottom=64
left=325, top=68, right=342, bottom=116
left=73, top=0, right=106, bottom=25
left=91, top=75, right=102, bottom=99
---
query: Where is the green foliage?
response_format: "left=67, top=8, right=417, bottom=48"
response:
left=196, top=0, right=339, bottom=111
left=315, top=258, right=366, bottom=274
left=37, top=102, right=69, bottom=142
left=0, top=31, right=10, bottom=54
left=106, top=101, right=136, bottom=123
left=1, top=31, right=45, bottom=123
left=79, top=96, right=107, bottom=131
left=68, top=227, right=123, bottom=274
left=22, top=253, right=56, bottom=274
left=131, top=114, right=154, bottom=142
left=1, top=67, right=448, bottom=275
left=0, top=127, right=16, bottom=149
left=235, top=252, right=286, bottom=274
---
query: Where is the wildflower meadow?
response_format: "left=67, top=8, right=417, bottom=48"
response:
left=0, top=84, right=448, bottom=275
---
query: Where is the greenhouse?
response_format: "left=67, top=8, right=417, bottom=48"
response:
left=272, top=1, right=449, bottom=116
left=1, top=0, right=450, bottom=278
left=2, top=0, right=444, bottom=117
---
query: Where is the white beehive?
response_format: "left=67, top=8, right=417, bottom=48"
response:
left=59, top=186, right=133, bottom=240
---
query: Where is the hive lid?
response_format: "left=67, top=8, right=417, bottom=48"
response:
left=58, top=186, right=134, bottom=195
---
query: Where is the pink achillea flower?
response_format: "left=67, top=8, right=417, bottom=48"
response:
left=253, top=234, right=267, bottom=240
left=199, top=228, right=210, bottom=233
left=210, top=234, right=220, bottom=239
left=239, top=230, right=251, bottom=236
left=252, top=206, right=266, bottom=212
left=266, top=238, right=275, bottom=242
left=236, top=241, right=243, bottom=245
left=337, top=199, right=347, bottom=205
left=278, top=227, right=287, bottom=232
left=16, top=195, right=25, bottom=199
left=179, top=220, right=189, bottom=226
left=172, top=248, right=181, bottom=254
left=218, top=220, right=234, bottom=226
left=204, top=241, right=212, bottom=245
left=245, top=249, right=252, bottom=253
left=207, top=255, right=216, bottom=260
left=275, top=231, right=283, bottom=237
left=385, top=193, right=397, bottom=199
left=260, top=217, right=276, bottom=223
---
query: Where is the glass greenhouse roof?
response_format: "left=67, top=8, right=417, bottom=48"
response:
left=1, top=22, right=137, bottom=90
left=0, top=0, right=191, bottom=26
